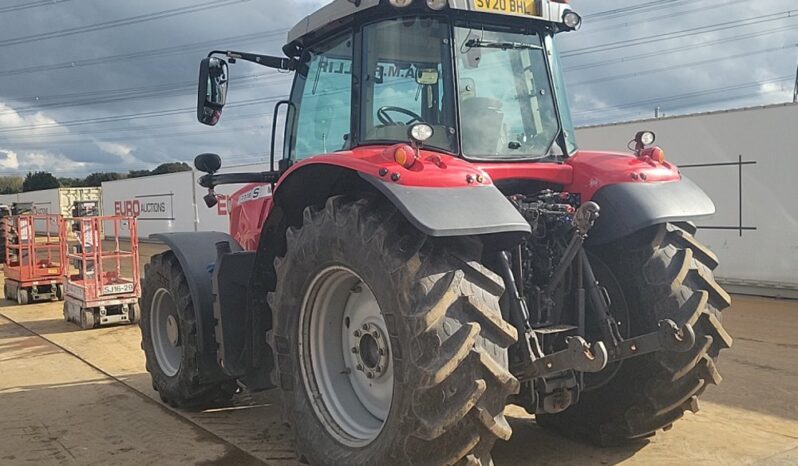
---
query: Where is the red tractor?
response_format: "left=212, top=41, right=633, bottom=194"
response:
left=140, top=1, right=731, bottom=464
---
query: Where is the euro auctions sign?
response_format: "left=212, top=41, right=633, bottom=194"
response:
left=114, top=194, right=174, bottom=220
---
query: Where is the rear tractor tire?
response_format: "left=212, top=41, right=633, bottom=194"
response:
left=537, top=223, right=732, bottom=445
left=140, top=251, right=237, bottom=409
left=270, top=196, right=519, bottom=466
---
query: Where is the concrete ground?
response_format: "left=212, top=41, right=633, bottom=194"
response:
left=0, top=246, right=796, bottom=465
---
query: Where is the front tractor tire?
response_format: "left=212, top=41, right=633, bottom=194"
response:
left=270, top=196, right=519, bottom=466
left=140, top=251, right=237, bottom=408
left=538, top=223, right=732, bottom=445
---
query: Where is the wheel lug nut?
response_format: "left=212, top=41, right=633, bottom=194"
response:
left=378, top=348, right=385, bottom=355
left=366, top=372, right=374, bottom=379
left=351, top=347, right=358, bottom=354
left=375, top=366, right=382, bottom=373
left=362, top=324, right=369, bottom=331
left=356, top=364, right=363, bottom=371
left=373, top=331, right=380, bottom=339
left=353, top=330, right=361, bottom=337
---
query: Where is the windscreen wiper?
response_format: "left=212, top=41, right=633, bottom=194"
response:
left=465, top=39, right=542, bottom=51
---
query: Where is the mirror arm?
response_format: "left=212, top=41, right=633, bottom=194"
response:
left=198, top=171, right=281, bottom=189
left=209, top=50, right=295, bottom=71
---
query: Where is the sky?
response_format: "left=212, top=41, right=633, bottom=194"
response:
left=0, top=0, right=795, bottom=177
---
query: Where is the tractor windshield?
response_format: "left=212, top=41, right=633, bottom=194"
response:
left=455, top=26, right=561, bottom=159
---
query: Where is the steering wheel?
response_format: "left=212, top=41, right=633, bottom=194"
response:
left=377, top=106, right=424, bottom=126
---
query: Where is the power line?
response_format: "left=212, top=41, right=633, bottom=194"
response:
left=0, top=29, right=289, bottom=78
left=0, top=73, right=291, bottom=116
left=0, top=0, right=74, bottom=14
left=580, top=0, right=749, bottom=35
left=1, top=110, right=275, bottom=141
left=572, top=75, right=794, bottom=118
left=564, top=23, right=798, bottom=72
left=0, top=96, right=287, bottom=133
left=0, top=0, right=253, bottom=48
left=585, top=0, right=690, bottom=20
left=562, top=10, right=798, bottom=58
left=570, top=45, right=796, bottom=87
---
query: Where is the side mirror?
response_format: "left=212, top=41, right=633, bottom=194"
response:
left=195, top=153, right=222, bottom=174
left=197, top=57, right=229, bottom=126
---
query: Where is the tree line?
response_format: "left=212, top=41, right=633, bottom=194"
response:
left=0, top=162, right=192, bottom=193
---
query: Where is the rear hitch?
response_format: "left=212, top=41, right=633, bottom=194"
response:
left=514, top=335, right=608, bottom=382
left=605, top=319, right=696, bottom=364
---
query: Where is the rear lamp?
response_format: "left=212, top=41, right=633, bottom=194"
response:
left=638, top=146, right=666, bottom=163
left=563, top=11, right=582, bottom=30
left=409, top=123, right=434, bottom=144
left=426, top=0, right=447, bottom=10
left=393, top=144, right=418, bottom=169
left=388, top=0, right=413, bottom=7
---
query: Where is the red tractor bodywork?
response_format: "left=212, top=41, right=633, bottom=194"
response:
left=228, top=148, right=679, bottom=249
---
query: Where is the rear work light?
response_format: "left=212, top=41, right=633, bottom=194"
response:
left=392, top=144, right=418, bottom=169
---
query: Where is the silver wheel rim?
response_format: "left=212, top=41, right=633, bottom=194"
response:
left=151, top=288, right=182, bottom=377
left=299, top=266, right=393, bottom=447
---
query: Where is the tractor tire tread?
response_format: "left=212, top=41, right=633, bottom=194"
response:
left=140, top=251, right=236, bottom=409
left=271, top=195, right=518, bottom=465
left=537, top=223, right=731, bottom=446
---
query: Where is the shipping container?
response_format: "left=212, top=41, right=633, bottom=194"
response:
left=101, top=171, right=195, bottom=239
left=2, top=187, right=101, bottom=217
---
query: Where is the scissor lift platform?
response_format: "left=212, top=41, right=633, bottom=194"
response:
left=63, top=216, right=141, bottom=330
left=3, top=214, right=66, bottom=305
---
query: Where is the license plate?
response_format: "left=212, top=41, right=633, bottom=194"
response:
left=473, top=0, right=537, bottom=17
left=103, top=283, right=134, bottom=295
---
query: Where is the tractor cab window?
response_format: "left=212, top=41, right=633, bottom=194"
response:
left=361, top=17, right=457, bottom=152
left=291, top=33, right=353, bottom=160
left=455, top=26, right=560, bottom=159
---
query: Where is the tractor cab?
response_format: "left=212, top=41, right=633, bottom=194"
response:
left=198, top=0, right=581, bottom=167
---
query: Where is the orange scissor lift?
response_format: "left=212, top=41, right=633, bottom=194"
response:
left=3, top=214, right=66, bottom=305
left=63, top=216, right=141, bottom=330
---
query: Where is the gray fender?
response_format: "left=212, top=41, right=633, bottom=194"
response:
left=150, top=232, right=242, bottom=365
left=361, top=174, right=531, bottom=238
left=587, top=176, right=715, bottom=245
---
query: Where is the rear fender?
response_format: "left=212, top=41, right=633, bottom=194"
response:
left=275, top=152, right=532, bottom=239
left=248, top=160, right=532, bottom=352
left=586, top=176, right=715, bottom=245
left=150, top=232, right=242, bottom=383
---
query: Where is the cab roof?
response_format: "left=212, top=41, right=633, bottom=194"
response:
left=285, top=0, right=573, bottom=56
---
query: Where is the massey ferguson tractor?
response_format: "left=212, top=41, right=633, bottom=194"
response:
left=140, top=1, right=732, bottom=464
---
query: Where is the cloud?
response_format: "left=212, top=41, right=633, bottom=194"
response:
left=95, top=141, right=136, bottom=162
left=0, top=149, right=20, bottom=169
left=25, top=151, right=89, bottom=173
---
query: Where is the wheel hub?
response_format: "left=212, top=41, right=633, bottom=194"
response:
left=350, top=322, right=389, bottom=380
left=166, top=315, right=180, bottom=347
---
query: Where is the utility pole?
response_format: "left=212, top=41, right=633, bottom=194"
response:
left=793, top=60, right=798, bottom=103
